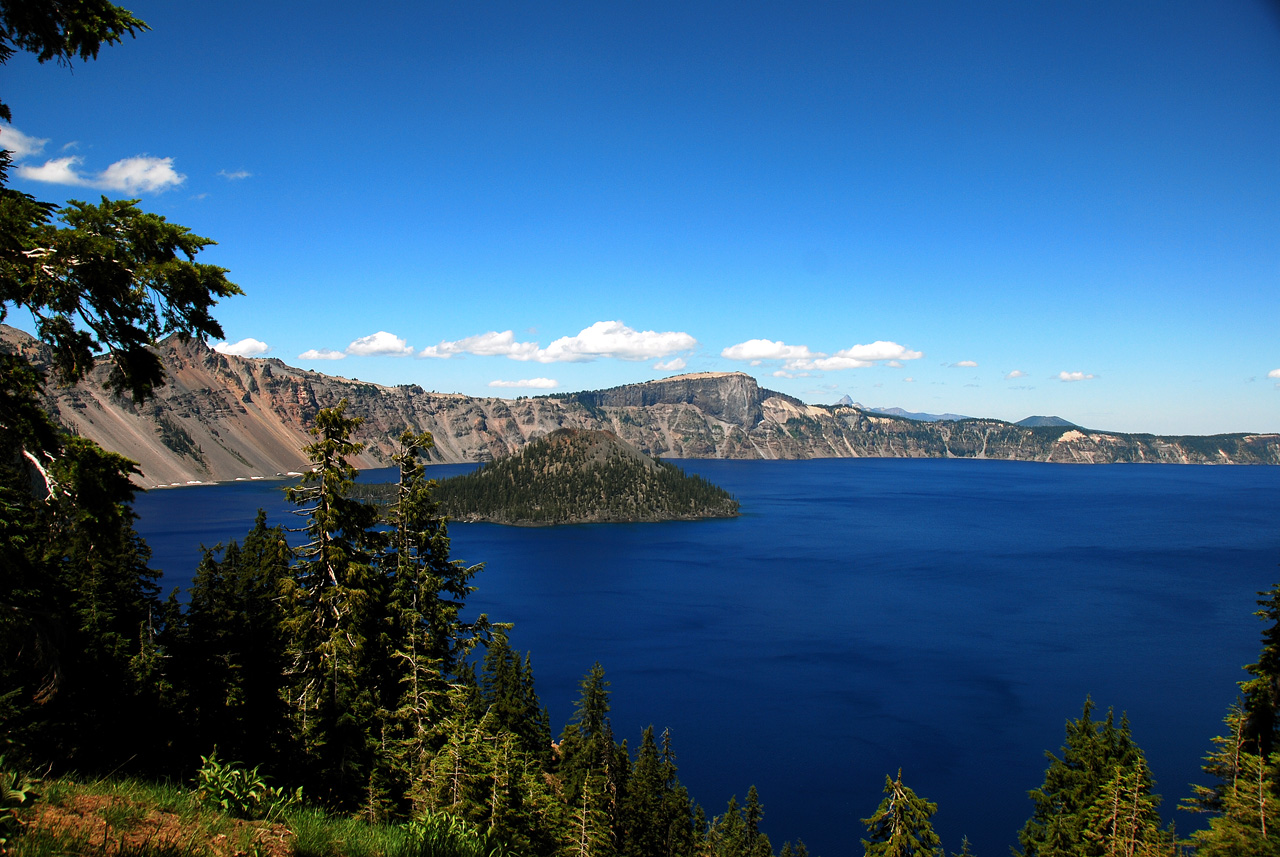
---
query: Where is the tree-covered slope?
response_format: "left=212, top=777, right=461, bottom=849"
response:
left=432, top=428, right=740, bottom=525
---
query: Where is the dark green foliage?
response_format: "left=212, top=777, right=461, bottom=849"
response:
left=1018, top=699, right=1165, bottom=857
left=160, top=510, right=293, bottom=771
left=1184, top=579, right=1280, bottom=855
left=281, top=400, right=390, bottom=810
left=481, top=635, right=552, bottom=762
left=620, top=727, right=697, bottom=857
left=431, top=428, right=739, bottom=525
left=861, top=769, right=941, bottom=857
left=0, top=432, right=170, bottom=774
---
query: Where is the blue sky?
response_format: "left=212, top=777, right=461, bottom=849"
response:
left=4, top=1, right=1278, bottom=434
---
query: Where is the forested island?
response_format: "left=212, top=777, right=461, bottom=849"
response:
left=431, top=428, right=739, bottom=525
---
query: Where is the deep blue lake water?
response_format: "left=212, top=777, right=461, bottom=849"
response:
left=133, top=459, right=1280, bottom=857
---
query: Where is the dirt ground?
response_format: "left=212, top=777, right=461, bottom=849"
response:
left=21, top=794, right=294, bottom=857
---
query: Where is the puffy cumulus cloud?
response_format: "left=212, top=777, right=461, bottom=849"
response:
left=347, top=331, right=414, bottom=357
left=488, top=378, right=558, bottom=389
left=904, top=377, right=915, bottom=383
left=419, top=330, right=540, bottom=360
left=218, top=169, right=252, bottom=180
left=213, top=338, right=270, bottom=357
left=99, top=157, right=185, bottom=192
left=836, top=341, right=924, bottom=363
left=654, top=357, right=686, bottom=371
left=1269, top=369, right=1280, bottom=379
left=1059, top=371, right=1096, bottom=382
left=0, top=124, right=48, bottom=159
left=721, top=339, right=817, bottom=361
left=537, top=320, right=696, bottom=363
left=418, top=322, right=694, bottom=364
left=299, top=348, right=345, bottom=360
left=17, top=154, right=186, bottom=193
left=728, top=338, right=923, bottom=374
left=953, top=360, right=978, bottom=368
left=15, top=156, right=82, bottom=185
left=1005, top=370, right=1027, bottom=380
left=784, top=341, right=923, bottom=372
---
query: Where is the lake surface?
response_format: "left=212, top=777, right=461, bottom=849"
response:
left=133, top=458, right=1280, bottom=857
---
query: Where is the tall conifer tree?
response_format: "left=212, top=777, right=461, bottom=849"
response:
left=282, top=400, right=387, bottom=809
left=1186, top=580, right=1280, bottom=855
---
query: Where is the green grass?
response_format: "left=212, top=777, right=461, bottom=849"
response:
left=286, top=807, right=412, bottom=857
left=9, top=774, right=512, bottom=857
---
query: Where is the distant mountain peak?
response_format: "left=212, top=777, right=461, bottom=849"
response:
left=863, top=406, right=972, bottom=423
left=1015, top=415, right=1077, bottom=428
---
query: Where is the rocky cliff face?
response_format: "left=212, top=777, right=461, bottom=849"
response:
left=6, top=325, right=1277, bottom=486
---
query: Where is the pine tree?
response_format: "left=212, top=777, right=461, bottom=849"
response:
left=1018, top=699, right=1159, bottom=857
left=560, top=662, right=617, bottom=806
left=622, top=727, right=667, bottom=857
left=1243, top=583, right=1280, bottom=760
left=281, top=400, right=388, bottom=809
left=743, top=786, right=772, bottom=857
left=860, top=769, right=942, bottom=857
left=166, top=511, right=293, bottom=770
left=1185, top=580, right=1280, bottom=856
left=384, top=429, right=493, bottom=814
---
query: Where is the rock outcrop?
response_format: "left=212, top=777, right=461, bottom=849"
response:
left=5, top=325, right=1278, bottom=487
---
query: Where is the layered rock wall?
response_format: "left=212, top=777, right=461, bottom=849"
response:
left=6, top=326, right=1277, bottom=487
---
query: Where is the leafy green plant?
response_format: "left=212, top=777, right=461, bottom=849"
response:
left=194, top=751, right=300, bottom=821
left=1, top=755, right=38, bottom=849
left=397, top=811, right=511, bottom=857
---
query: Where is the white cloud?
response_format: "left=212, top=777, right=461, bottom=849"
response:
left=772, top=370, right=813, bottom=379
left=1005, top=370, right=1027, bottom=380
left=836, top=341, right=924, bottom=362
left=904, top=377, right=915, bottom=382
left=213, top=338, right=270, bottom=357
left=953, top=360, right=978, bottom=368
left=1059, top=371, right=1097, bottom=382
left=785, top=341, right=923, bottom=372
left=721, top=339, right=817, bottom=361
left=489, top=378, right=558, bottom=389
left=1269, top=369, right=1280, bottom=379
left=16, top=156, right=82, bottom=184
left=99, top=157, right=185, bottom=192
left=654, top=357, right=686, bottom=371
left=347, top=331, right=414, bottom=357
left=536, top=320, right=696, bottom=363
left=218, top=169, right=252, bottom=180
left=16, top=154, right=186, bottom=193
left=0, top=125, right=48, bottom=159
left=418, top=322, right=694, bottom=364
left=419, top=330, right=540, bottom=360
left=299, top=348, right=346, bottom=360
left=886, top=360, right=903, bottom=368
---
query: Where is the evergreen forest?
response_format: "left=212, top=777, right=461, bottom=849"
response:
left=4, top=4, right=1280, bottom=856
